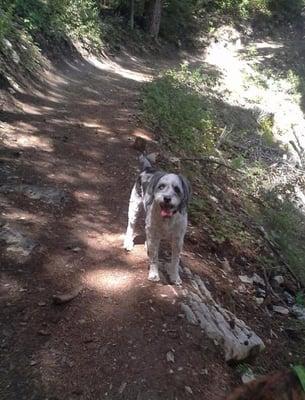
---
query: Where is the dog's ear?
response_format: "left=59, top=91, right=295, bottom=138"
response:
left=178, top=175, right=192, bottom=212
left=145, top=171, right=165, bottom=207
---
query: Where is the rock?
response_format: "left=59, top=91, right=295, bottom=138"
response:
left=256, top=288, right=266, bottom=298
left=272, top=275, right=284, bottom=285
left=241, top=369, right=256, bottom=384
left=37, top=330, right=50, bottom=336
left=185, top=386, right=193, bottom=395
left=283, top=291, right=295, bottom=306
left=146, top=152, right=158, bottom=163
left=239, top=275, right=253, bottom=285
left=252, top=273, right=265, bottom=286
left=239, top=274, right=265, bottom=286
left=166, top=351, right=175, bottom=363
left=52, top=286, right=83, bottom=305
left=255, top=297, right=264, bottom=305
left=272, top=305, right=289, bottom=315
left=291, top=305, right=305, bottom=321
left=221, top=258, right=232, bottom=273
left=168, top=156, right=181, bottom=167
left=181, top=303, right=198, bottom=325
left=0, top=223, right=37, bottom=259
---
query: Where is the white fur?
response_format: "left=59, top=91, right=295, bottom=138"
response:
left=124, top=169, right=189, bottom=285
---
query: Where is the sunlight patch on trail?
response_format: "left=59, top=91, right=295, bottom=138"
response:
left=205, top=26, right=305, bottom=163
left=84, top=269, right=135, bottom=292
left=1, top=125, right=54, bottom=152
left=88, top=56, right=152, bottom=82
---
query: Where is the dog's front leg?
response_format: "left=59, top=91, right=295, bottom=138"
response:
left=124, top=185, right=142, bottom=251
left=146, top=233, right=161, bottom=282
left=168, top=236, right=184, bottom=285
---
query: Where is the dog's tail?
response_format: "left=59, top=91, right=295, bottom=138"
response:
left=139, top=153, right=156, bottom=171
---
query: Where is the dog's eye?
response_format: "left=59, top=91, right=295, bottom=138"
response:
left=174, top=186, right=181, bottom=195
left=158, top=184, right=165, bottom=190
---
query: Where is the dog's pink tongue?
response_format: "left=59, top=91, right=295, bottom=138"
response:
left=161, top=209, right=173, bottom=218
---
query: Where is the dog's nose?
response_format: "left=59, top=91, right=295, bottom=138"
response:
left=163, top=196, right=171, bottom=204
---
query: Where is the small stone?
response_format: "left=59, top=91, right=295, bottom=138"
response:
left=221, top=258, right=232, bottom=273
left=241, top=369, right=255, bottom=384
left=255, top=297, right=264, bottom=305
left=292, top=305, right=305, bottom=321
left=185, top=386, right=193, bottom=395
left=239, top=275, right=253, bottom=285
left=38, top=302, right=46, bottom=307
left=272, top=275, right=284, bottom=285
left=283, top=291, right=295, bottom=306
left=166, top=351, right=175, bottom=363
left=256, top=288, right=266, bottom=298
left=252, top=273, right=265, bottom=286
left=72, top=247, right=81, bottom=253
left=30, top=360, right=37, bottom=366
left=272, top=305, right=289, bottom=315
left=37, top=330, right=50, bottom=336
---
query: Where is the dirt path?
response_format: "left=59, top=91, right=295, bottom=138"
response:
left=0, top=52, right=237, bottom=399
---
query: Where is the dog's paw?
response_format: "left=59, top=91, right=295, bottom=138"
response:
left=123, top=237, right=134, bottom=251
left=148, top=270, right=160, bottom=282
left=169, top=273, right=182, bottom=286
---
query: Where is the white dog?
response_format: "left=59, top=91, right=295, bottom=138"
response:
left=124, top=155, right=191, bottom=285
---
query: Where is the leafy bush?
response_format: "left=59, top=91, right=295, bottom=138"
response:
left=0, top=0, right=103, bottom=51
left=0, top=1, right=14, bottom=41
left=196, top=0, right=304, bottom=20
left=143, top=65, right=219, bottom=155
left=261, top=195, right=305, bottom=285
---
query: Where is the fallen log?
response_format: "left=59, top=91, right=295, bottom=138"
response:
left=181, top=267, right=265, bottom=362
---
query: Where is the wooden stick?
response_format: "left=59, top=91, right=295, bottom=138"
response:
left=181, top=156, right=244, bottom=174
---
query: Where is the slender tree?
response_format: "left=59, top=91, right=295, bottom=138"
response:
left=145, top=0, right=162, bottom=39
left=130, top=0, right=135, bottom=29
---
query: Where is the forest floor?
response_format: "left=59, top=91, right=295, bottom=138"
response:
left=1, top=28, right=305, bottom=400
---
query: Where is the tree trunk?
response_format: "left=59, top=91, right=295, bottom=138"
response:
left=130, top=0, right=135, bottom=29
left=145, top=0, right=162, bottom=39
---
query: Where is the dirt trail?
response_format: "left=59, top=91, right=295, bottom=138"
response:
left=0, top=52, right=236, bottom=399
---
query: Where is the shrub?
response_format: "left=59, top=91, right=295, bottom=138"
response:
left=143, top=65, right=218, bottom=155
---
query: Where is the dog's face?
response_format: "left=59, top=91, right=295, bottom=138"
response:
left=147, top=173, right=191, bottom=218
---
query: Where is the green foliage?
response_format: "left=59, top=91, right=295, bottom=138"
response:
left=195, top=0, right=304, bottom=20
left=0, top=2, right=14, bottom=41
left=261, top=195, right=305, bottom=285
left=259, top=115, right=274, bottom=145
left=296, top=292, right=305, bottom=307
left=0, top=0, right=103, bottom=51
left=143, top=65, right=218, bottom=155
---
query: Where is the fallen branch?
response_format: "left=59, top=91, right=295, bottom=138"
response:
left=182, top=267, right=265, bottom=362
left=256, top=226, right=301, bottom=288
left=181, top=156, right=244, bottom=174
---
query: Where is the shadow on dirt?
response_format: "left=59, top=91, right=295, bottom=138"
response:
left=0, top=48, right=239, bottom=399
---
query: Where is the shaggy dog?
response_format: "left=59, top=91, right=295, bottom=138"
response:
left=124, top=155, right=191, bottom=285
